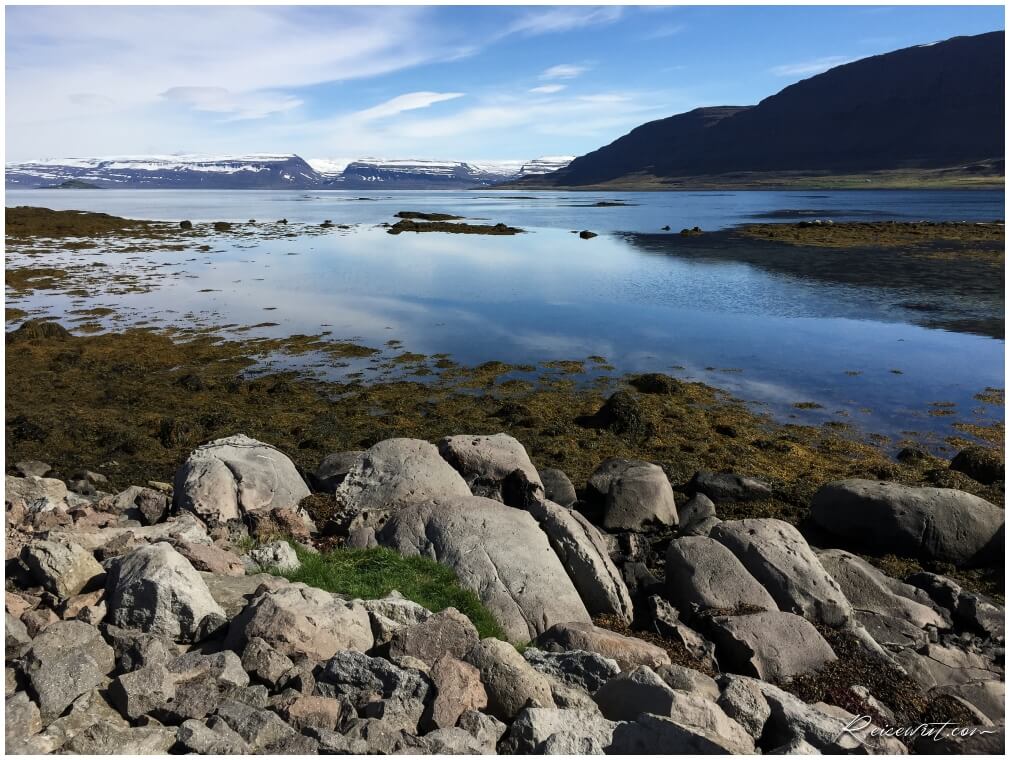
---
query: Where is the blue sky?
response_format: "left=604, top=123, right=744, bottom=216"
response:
left=5, top=4, right=1004, bottom=163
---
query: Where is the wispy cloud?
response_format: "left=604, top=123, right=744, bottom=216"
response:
left=530, top=84, right=566, bottom=94
left=351, top=92, right=465, bottom=122
left=644, top=23, right=686, bottom=40
left=161, top=86, right=302, bottom=120
left=505, top=6, right=622, bottom=37
left=770, top=56, right=853, bottom=77
left=541, top=64, right=588, bottom=80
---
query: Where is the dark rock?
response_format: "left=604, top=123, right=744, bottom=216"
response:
left=589, top=391, right=653, bottom=438
left=950, top=445, right=1004, bottom=485
left=538, top=467, right=577, bottom=507
left=179, top=220, right=192, bottom=230
left=523, top=648, right=620, bottom=694
left=213, top=221, right=231, bottom=231
left=313, top=450, right=363, bottom=492
left=629, top=373, right=682, bottom=394
left=579, top=230, right=597, bottom=239
left=689, top=470, right=772, bottom=502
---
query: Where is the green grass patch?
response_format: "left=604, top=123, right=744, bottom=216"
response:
left=275, top=544, right=505, bottom=640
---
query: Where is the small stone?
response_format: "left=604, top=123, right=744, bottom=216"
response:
left=245, top=540, right=300, bottom=572
left=21, top=540, right=104, bottom=599
left=388, top=607, right=480, bottom=668
left=429, top=655, right=488, bottom=729
left=464, top=638, right=555, bottom=721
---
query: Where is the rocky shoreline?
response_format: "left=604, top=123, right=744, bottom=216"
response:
left=5, top=414, right=1005, bottom=754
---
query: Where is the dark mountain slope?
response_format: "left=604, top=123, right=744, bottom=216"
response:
left=542, top=31, right=1004, bottom=187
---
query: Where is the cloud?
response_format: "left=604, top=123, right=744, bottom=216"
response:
left=530, top=84, right=566, bottom=94
left=68, top=93, right=115, bottom=108
left=505, top=6, right=622, bottom=37
left=770, top=56, right=853, bottom=77
left=161, top=86, right=302, bottom=120
left=350, top=92, right=465, bottom=122
left=644, top=23, right=686, bottom=40
left=541, top=64, right=588, bottom=80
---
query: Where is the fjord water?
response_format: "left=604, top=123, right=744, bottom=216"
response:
left=6, top=188, right=1004, bottom=452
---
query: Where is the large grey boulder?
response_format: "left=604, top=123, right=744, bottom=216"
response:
left=593, top=666, right=754, bottom=752
left=375, top=496, right=591, bottom=642
left=464, top=638, right=555, bottom=720
left=811, top=479, right=1004, bottom=566
left=535, top=621, right=671, bottom=671
left=22, top=621, right=115, bottom=724
left=334, top=438, right=470, bottom=516
left=708, top=611, right=837, bottom=680
left=711, top=518, right=853, bottom=626
left=501, top=707, right=620, bottom=754
left=106, top=543, right=226, bottom=642
left=21, top=540, right=103, bottom=599
left=589, top=459, right=678, bottom=531
left=225, top=583, right=372, bottom=661
left=523, top=648, right=621, bottom=694
left=173, top=434, right=310, bottom=526
left=817, top=549, right=949, bottom=640
left=526, top=499, right=634, bottom=623
left=665, top=535, right=777, bottom=614
left=438, top=433, right=544, bottom=507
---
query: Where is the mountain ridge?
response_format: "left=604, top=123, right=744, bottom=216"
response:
left=512, top=31, right=1004, bottom=189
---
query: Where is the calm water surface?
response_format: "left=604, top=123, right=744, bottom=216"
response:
left=6, top=188, right=1004, bottom=453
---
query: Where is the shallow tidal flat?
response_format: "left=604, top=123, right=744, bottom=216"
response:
left=4, top=206, right=1005, bottom=597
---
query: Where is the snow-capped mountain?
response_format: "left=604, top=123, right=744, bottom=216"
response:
left=6, top=153, right=574, bottom=189
left=5, top=154, right=322, bottom=189
left=516, top=156, right=576, bottom=176
left=318, top=156, right=574, bottom=189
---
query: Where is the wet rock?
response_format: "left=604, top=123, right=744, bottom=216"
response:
left=334, top=438, right=470, bottom=517
left=464, top=638, right=555, bottom=720
left=709, top=611, right=837, bottom=680
left=375, top=496, right=591, bottom=642
left=245, top=540, right=300, bottom=572
left=523, top=648, right=621, bottom=694
left=313, top=450, right=363, bottom=492
left=595, top=459, right=678, bottom=531
left=579, top=230, right=598, bottom=239
left=225, top=583, right=372, bottom=661
left=23, top=620, right=115, bottom=723
left=387, top=607, right=479, bottom=668
left=106, top=543, right=227, bottom=642
left=629, top=373, right=682, bottom=394
left=538, top=467, right=577, bottom=507
left=173, top=434, right=311, bottom=527
left=665, top=535, right=777, bottom=614
left=689, top=470, right=772, bottom=502
left=437, top=432, right=544, bottom=507
left=711, top=518, right=853, bottom=626
left=526, top=499, right=634, bottom=623
left=429, top=655, right=488, bottom=729
left=950, top=445, right=1004, bottom=485
left=535, top=621, right=671, bottom=670
left=590, top=391, right=653, bottom=438
left=811, top=479, right=1003, bottom=566
left=19, top=540, right=102, bottom=600
left=502, top=707, right=619, bottom=753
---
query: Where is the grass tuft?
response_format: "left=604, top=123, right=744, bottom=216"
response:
left=274, top=544, right=505, bottom=640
